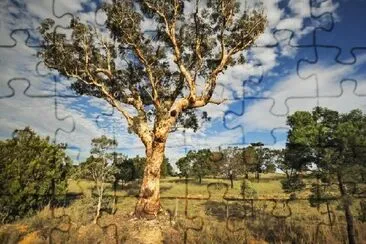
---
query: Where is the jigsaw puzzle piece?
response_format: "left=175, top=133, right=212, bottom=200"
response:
left=254, top=0, right=335, bottom=48
left=318, top=80, right=366, bottom=112
left=0, top=31, right=45, bottom=96
left=0, top=0, right=75, bottom=47
left=298, top=46, right=366, bottom=97
left=223, top=98, right=288, bottom=146
left=0, top=30, right=75, bottom=98
left=213, top=60, right=263, bottom=101
left=314, top=0, right=366, bottom=63
left=0, top=80, right=74, bottom=141
left=53, top=0, right=102, bottom=27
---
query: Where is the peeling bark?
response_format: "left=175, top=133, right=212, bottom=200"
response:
left=135, top=139, right=166, bottom=218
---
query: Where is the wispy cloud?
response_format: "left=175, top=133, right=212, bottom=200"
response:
left=0, top=0, right=347, bottom=166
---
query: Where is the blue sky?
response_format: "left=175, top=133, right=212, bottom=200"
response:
left=0, top=0, right=365, bottom=166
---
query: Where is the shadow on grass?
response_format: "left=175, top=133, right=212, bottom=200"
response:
left=201, top=199, right=351, bottom=243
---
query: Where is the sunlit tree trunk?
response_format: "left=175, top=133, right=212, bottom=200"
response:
left=135, top=139, right=166, bottom=218
left=94, top=181, right=104, bottom=224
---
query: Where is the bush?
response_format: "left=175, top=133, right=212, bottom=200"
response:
left=280, top=175, right=306, bottom=193
left=0, top=128, right=72, bottom=223
left=240, top=180, right=257, bottom=199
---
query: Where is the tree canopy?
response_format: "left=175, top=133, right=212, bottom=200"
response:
left=284, top=107, right=366, bottom=244
left=0, top=128, right=72, bottom=223
left=38, top=0, right=267, bottom=217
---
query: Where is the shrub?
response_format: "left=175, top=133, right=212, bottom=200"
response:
left=280, top=175, right=306, bottom=193
left=240, top=180, right=257, bottom=199
left=0, top=128, right=72, bottom=223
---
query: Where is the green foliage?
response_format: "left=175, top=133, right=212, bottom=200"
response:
left=218, top=147, right=245, bottom=178
left=285, top=107, right=366, bottom=244
left=280, top=175, right=306, bottom=193
left=286, top=107, right=366, bottom=178
left=131, top=155, right=146, bottom=179
left=176, top=149, right=212, bottom=182
left=118, top=154, right=173, bottom=179
left=240, top=179, right=257, bottom=199
left=190, top=149, right=212, bottom=182
left=79, top=135, right=118, bottom=183
left=113, top=154, right=135, bottom=183
left=0, top=127, right=72, bottom=223
left=84, top=137, right=117, bottom=185
left=38, top=0, right=266, bottom=145
left=160, top=156, right=174, bottom=177
left=176, top=156, right=191, bottom=177
left=308, top=182, right=334, bottom=207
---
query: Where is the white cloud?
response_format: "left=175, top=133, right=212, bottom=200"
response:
left=0, top=0, right=346, bottom=167
left=227, top=53, right=366, bottom=132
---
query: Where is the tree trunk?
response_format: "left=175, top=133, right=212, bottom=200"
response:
left=337, top=172, right=356, bottom=244
left=245, top=172, right=249, bottom=179
left=230, top=174, right=233, bottom=189
left=94, top=184, right=103, bottom=224
left=361, top=172, right=366, bottom=183
left=256, top=171, right=260, bottom=183
left=199, top=175, right=202, bottom=184
left=112, top=179, right=118, bottom=214
left=134, top=140, right=166, bottom=218
left=285, top=170, right=290, bottom=179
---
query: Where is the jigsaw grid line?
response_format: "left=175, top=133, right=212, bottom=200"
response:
left=0, top=0, right=366, bottom=243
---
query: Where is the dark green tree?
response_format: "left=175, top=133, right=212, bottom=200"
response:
left=0, top=128, right=72, bottom=223
left=285, top=107, right=366, bottom=244
left=190, top=149, right=212, bottom=184
left=113, top=153, right=135, bottom=186
left=242, top=145, right=258, bottom=179
left=176, top=155, right=191, bottom=177
left=38, top=0, right=266, bottom=217
left=160, top=156, right=174, bottom=177
left=131, top=155, right=147, bottom=179
left=176, top=149, right=212, bottom=183
left=275, top=149, right=291, bottom=178
left=250, top=142, right=265, bottom=182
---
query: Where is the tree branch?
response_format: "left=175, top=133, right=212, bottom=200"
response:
left=144, top=0, right=196, bottom=101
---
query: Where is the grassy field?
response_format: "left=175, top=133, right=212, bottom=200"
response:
left=1, top=173, right=366, bottom=243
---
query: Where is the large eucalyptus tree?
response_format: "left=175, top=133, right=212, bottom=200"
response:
left=39, top=0, right=266, bottom=218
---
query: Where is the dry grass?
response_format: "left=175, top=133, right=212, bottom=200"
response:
left=1, top=174, right=366, bottom=243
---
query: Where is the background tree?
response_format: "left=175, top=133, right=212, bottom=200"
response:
left=79, top=136, right=117, bottom=223
left=39, top=0, right=266, bottom=217
left=176, top=155, right=191, bottom=177
left=111, top=152, right=131, bottom=213
left=249, top=142, right=265, bottom=182
left=113, top=153, right=134, bottom=187
left=190, top=149, right=212, bottom=184
left=176, top=149, right=212, bottom=183
left=160, top=156, right=174, bottom=178
left=220, top=147, right=245, bottom=188
left=261, top=148, right=277, bottom=173
left=131, top=155, right=146, bottom=180
left=275, top=149, right=291, bottom=178
left=0, top=127, right=72, bottom=223
left=285, top=107, right=366, bottom=244
left=242, top=145, right=258, bottom=179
